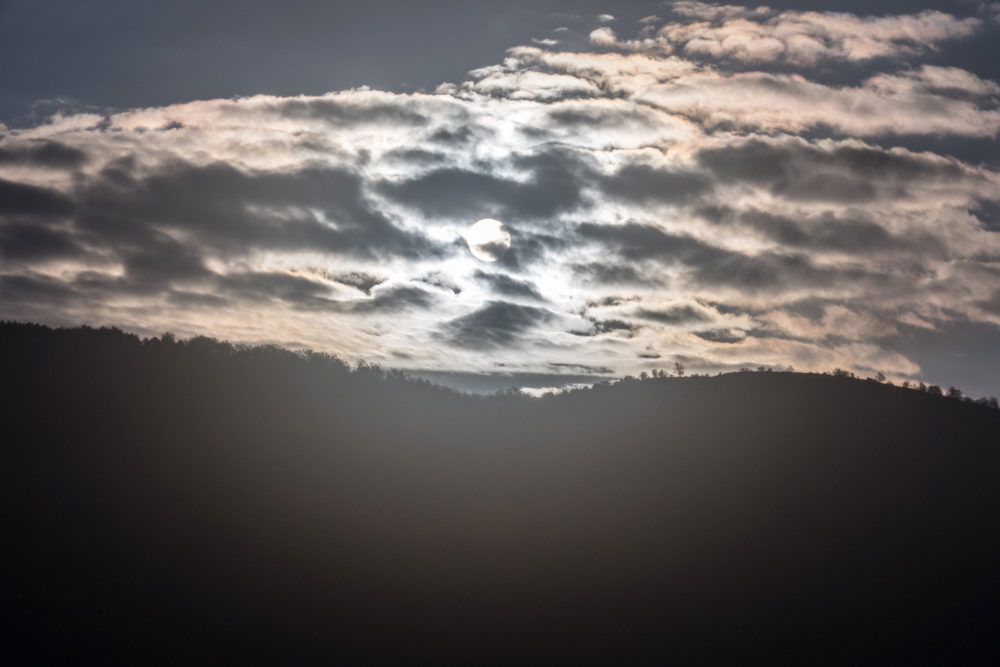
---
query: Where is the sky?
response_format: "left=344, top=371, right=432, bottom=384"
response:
left=1, top=0, right=999, bottom=396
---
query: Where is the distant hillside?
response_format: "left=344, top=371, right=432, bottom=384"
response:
left=3, top=322, right=999, bottom=665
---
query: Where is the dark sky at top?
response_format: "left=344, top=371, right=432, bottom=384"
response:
left=2, top=0, right=997, bottom=124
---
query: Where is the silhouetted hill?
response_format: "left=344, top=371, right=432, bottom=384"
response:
left=3, top=322, right=999, bottom=665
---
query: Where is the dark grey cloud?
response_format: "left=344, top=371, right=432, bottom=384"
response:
left=270, top=98, right=429, bottom=126
left=0, top=159, right=444, bottom=307
left=0, top=140, right=87, bottom=169
left=70, top=160, right=439, bottom=276
left=167, top=290, right=230, bottom=309
left=864, top=134, right=1000, bottom=172
left=571, top=261, right=662, bottom=285
left=214, top=274, right=436, bottom=314
left=635, top=305, right=711, bottom=325
left=700, top=206, right=947, bottom=255
left=385, top=148, right=449, bottom=166
left=493, top=229, right=565, bottom=271
left=576, top=221, right=736, bottom=284
left=0, top=222, right=83, bottom=262
left=696, top=138, right=973, bottom=203
left=343, top=284, right=437, bottom=314
left=586, top=295, right=638, bottom=308
left=599, top=164, right=713, bottom=205
left=121, top=234, right=212, bottom=291
left=578, top=221, right=718, bottom=261
left=546, top=105, right=652, bottom=130
left=579, top=221, right=889, bottom=292
left=379, top=148, right=590, bottom=222
left=474, top=270, right=544, bottom=300
left=427, top=125, right=478, bottom=147
left=0, top=178, right=75, bottom=218
left=690, top=249, right=871, bottom=291
left=217, top=271, right=336, bottom=308
left=440, top=300, right=553, bottom=349
left=380, top=168, right=533, bottom=220
left=694, top=329, right=748, bottom=344
left=570, top=317, right=642, bottom=337
left=418, top=272, right=463, bottom=295
left=331, top=271, right=385, bottom=295
left=0, top=272, right=78, bottom=306
left=546, top=361, right=614, bottom=375
left=977, top=288, right=1000, bottom=316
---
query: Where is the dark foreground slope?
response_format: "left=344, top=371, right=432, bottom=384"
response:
left=3, top=323, right=1000, bottom=665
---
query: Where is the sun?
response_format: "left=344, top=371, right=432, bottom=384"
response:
left=466, top=218, right=512, bottom=262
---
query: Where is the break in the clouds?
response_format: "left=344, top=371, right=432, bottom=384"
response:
left=2, top=2, right=1000, bottom=394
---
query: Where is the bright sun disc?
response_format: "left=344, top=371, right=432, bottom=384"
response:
left=466, top=218, right=512, bottom=262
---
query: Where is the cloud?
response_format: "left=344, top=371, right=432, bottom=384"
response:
left=637, top=69, right=1000, bottom=137
left=589, top=27, right=618, bottom=46
left=694, top=328, right=748, bottom=344
left=0, top=272, right=79, bottom=307
left=474, top=270, right=545, bottom=300
left=217, top=271, right=337, bottom=308
left=695, top=137, right=981, bottom=203
left=473, top=70, right=603, bottom=101
left=700, top=206, right=946, bottom=255
left=0, top=178, right=75, bottom=218
left=330, top=271, right=385, bottom=295
left=635, top=304, right=713, bottom=325
left=578, top=221, right=895, bottom=295
left=570, top=316, right=643, bottom=338
left=577, top=222, right=720, bottom=262
left=75, top=160, right=440, bottom=260
left=440, top=301, right=554, bottom=349
left=0, top=221, right=82, bottom=263
left=0, top=140, right=87, bottom=169
left=340, top=284, right=437, bottom=314
left=599, top=163, right=713, bottom=205
left=378, top=152, right=588, bottom=222
left=571, top=262, right=664, bottom=286
left=660, top=4, right=982, bottom=65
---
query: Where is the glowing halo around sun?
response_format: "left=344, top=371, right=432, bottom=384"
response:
left=465, top=218, right=512, bottom=262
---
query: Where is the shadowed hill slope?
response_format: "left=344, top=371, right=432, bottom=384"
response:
left=2, top=322, right=999, bottom=664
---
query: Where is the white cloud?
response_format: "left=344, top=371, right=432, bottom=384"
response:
left=657, top=5, right=982, bottom=65
left=588, top=27, right=618, bottom=46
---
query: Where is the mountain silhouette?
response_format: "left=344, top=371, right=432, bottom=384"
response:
left=3, top=322, right=999, bottom=664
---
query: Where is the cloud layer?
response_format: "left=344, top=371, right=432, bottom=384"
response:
left=2, top=2, right=999, bottom=390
